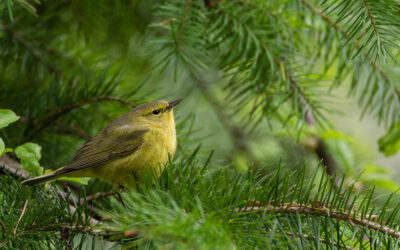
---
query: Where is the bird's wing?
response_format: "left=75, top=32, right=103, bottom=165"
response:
left=57, top=126, right=149, bottom=175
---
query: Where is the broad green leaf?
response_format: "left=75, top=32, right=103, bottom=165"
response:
left=58, top=177, right=91, bottom=185
left=0, top=138, right=4, bottom=156
left=15, top=142, right=43, bottom=176
left=378, top=122, right=400, bottom=156
left=1, top=148, right=13, bottom=157
left=0, top=109, right=20, bottom=129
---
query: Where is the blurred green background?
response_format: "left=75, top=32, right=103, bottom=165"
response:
left=0, top=0, right=399, bottom=195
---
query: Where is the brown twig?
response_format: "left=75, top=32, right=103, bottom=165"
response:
left=0, top=156, right=102, bottom=224
left=176, top=0, right=193, bottom=50
left=82, top=190, right=117, bottom=204
left=61, top=227, right=72, bottom=250
left=21, top=223, right=111, bottom=236
left=13, top=199, right=29, bottom=235
left=116, top=192, right=127, bottom=209
left=238, top=203, right=400, bottom=239
left=157, top=18, right=178, bottom=26
left=48, top=122, right=91, bottom=140
left=362, top=0, right=377, bottom=34
left=288, top=75, right=315, bottom=122
left=0, top=220, right=7, bottom=234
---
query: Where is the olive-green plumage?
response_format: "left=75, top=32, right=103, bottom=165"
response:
left=21, top=99, right=182, bottom=187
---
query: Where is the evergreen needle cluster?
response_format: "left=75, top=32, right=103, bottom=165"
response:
left=0, top=0, right=399, bottom=249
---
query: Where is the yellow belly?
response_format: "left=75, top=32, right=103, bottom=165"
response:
left=67, top=128, right=177, bottom=187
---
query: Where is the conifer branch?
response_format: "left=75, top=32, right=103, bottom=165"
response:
left=362, top=0, right=377, bottom=35
left=177, top=0, right=193, bottom=50
left=300, top=0, right=400, bottom=98
left=288, top=75, right=315, bottom=121
left=240, top=203, right=400, bottom=238
left=0, top=21, right=62, bottom=78
left=0, top=155, right=102, bottom=225
left=17, top=223, right=109, bottom=237
left=213, top=4, right=322, bottom=123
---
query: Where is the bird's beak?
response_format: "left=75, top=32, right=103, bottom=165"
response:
left=168, top=98, right=183, bottom=109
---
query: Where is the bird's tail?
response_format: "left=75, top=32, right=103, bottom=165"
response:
left=21, top=171, right=59, bottom=186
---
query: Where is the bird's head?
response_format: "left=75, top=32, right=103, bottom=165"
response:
left=132, top=98, right=183, bottom=127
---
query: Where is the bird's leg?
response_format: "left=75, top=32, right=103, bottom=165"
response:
left=117, top=184, right=127, bottom=192
left=116, top=185, right=127, bottom=209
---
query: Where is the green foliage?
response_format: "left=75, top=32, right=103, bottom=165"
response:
left=361, top=165, right=400, bottom=192
left=15, top=143, right=42, bottom=176
left=151, top=0, right=331, bottom=129
left=0, top=174, right=92, bottom=248
left=0, top=109, right=19, bottom=157
left=0, top=0, right=39, bottom=20
left=322, top=0, right=400, bottom=62
left=321, top=130, right=355, bottom=174
left=0, top=0, right=399, bottom=249
left=0, top=138, right=4, bottom=156
left=0, top=109, right=19, bottom=130
left=321, top=130, right=398, bottom=192
left=102, top=154, right=400, bottom=249
left=379, top=121, right=400, bottom=156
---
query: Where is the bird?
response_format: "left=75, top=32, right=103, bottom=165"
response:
left=21, top=98, right=182, bottom=187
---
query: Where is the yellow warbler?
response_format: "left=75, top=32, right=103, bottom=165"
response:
left=21, top=99, right=182, bottom=187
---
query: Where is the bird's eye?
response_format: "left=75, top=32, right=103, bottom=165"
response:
left=152, top=109, right=161, bottom=115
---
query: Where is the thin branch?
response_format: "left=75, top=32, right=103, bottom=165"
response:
left=67, top=205, right=100, bottom=226
left=48, top=122, right=91, bottom=140
left=0, top=155, right=102, bottom=225
left=215, top=5, right=320, bottom=122
left=82, top=190, right=117, bottom=204
left=60, top=227, right=72, bottom=250
left=24, top=96, right=135, bottom=142
left=0, top=21, right=62, bottom=78
left=99, top=96, right=135, bottom=108
left=13, top=199, right=29, bottom=235
left=176, top=0, right=192, bottom=50
left=239, top=203, right=400, bottom=239
left=300, top=0, right=400, bottom=98
left=362, top=0, right=377, bottom=34
left=20, top=223, right=111, bottom=237
left=0, top=220, right=6, bottom=234
left=288, top=75, right=315, bottom=121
